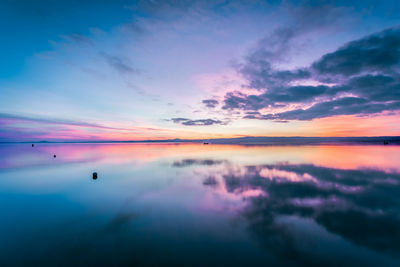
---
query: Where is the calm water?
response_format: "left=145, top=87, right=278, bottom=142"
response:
left=0, top=143, right=400, bottom=266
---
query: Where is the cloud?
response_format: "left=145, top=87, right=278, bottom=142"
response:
left=239, top=27, right=311, bottom=90
left=171, top=117, right=226, bottom=126
left=0, top=113, right=131, bottom=131
left=0, top=112, right=186, bottom=142
left=236, top=1, right=350, bottom=91
left=100, top=52, right=141, bottom=75
left=312, top=27, right=400, bottom=77
left=258, top=98, right=400, bottom=121
left=202, top=99, right=219, bottom=108
left=223, top=84, right=333, bottom=110
left=219, top=26, right=400, bottom=121
left=60, top=33, right=94, bottom=46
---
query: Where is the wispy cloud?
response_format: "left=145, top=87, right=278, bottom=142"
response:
left=60, top=33, right=94, bottom=47
left=0, top=113, right=131, bottom=131
left=100, top=52, right=141, bottom=75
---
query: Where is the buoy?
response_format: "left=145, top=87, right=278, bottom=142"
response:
left=92, top=172, right=98, bottom=180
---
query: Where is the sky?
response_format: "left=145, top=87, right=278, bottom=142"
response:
left=1, top=0, right=400, bottom=141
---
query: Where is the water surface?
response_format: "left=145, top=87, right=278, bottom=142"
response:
left=1, top=143, right=399, bottom=266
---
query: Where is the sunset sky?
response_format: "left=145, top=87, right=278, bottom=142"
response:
left=1, top=0, right=400, bottom=141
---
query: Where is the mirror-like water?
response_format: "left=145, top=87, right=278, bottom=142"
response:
left=1, top=143, right=399, bottom=266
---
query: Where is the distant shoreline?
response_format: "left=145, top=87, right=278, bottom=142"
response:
left=1, top=136, right=400, bottom=145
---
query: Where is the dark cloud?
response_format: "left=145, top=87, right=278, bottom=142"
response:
left=255, top=98, right=400, bottom=121
left=202, top=99, right=219, bottom=108
left=219, top=26, right=400, bottom=121
left=312, top=27, right=400, bottom=77
left=223, top=85, right=333, bottom=110
left=171, top=117, right=226, bottom=126
left=100, top=52, right=141, bottom=75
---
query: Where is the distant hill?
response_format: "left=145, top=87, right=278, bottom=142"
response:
left=196, top=136, right=400, bottom=145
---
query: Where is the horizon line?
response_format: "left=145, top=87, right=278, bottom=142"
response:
left=1, top=136, right=400, bottom=144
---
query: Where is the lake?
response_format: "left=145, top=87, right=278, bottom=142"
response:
left=0, top=143, right=399, bottom=266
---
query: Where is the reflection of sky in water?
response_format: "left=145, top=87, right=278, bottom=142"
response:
left=0, top=143, right=399, bottom=266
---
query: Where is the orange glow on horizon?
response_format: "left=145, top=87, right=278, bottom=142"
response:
left=308, top=113, right=400, bottom=137
left=3, top=112, right=400, bottom=142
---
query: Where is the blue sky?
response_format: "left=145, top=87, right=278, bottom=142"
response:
left=1, top=0, right=400, bottom=141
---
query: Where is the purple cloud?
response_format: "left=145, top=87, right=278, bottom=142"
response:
left=218, top=26, right=400, bottom=121
left=202, top=99, right=219, bottom=108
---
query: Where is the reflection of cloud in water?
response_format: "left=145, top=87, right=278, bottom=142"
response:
left=172, top=159, right=226, bottom=167
left=203, top=176, right=219, bottom=187
left=259, top=167, right=317, bottom=183
left=202, top=162, right=400, bottom=260
left=103, top=212, right=140, bottom=234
